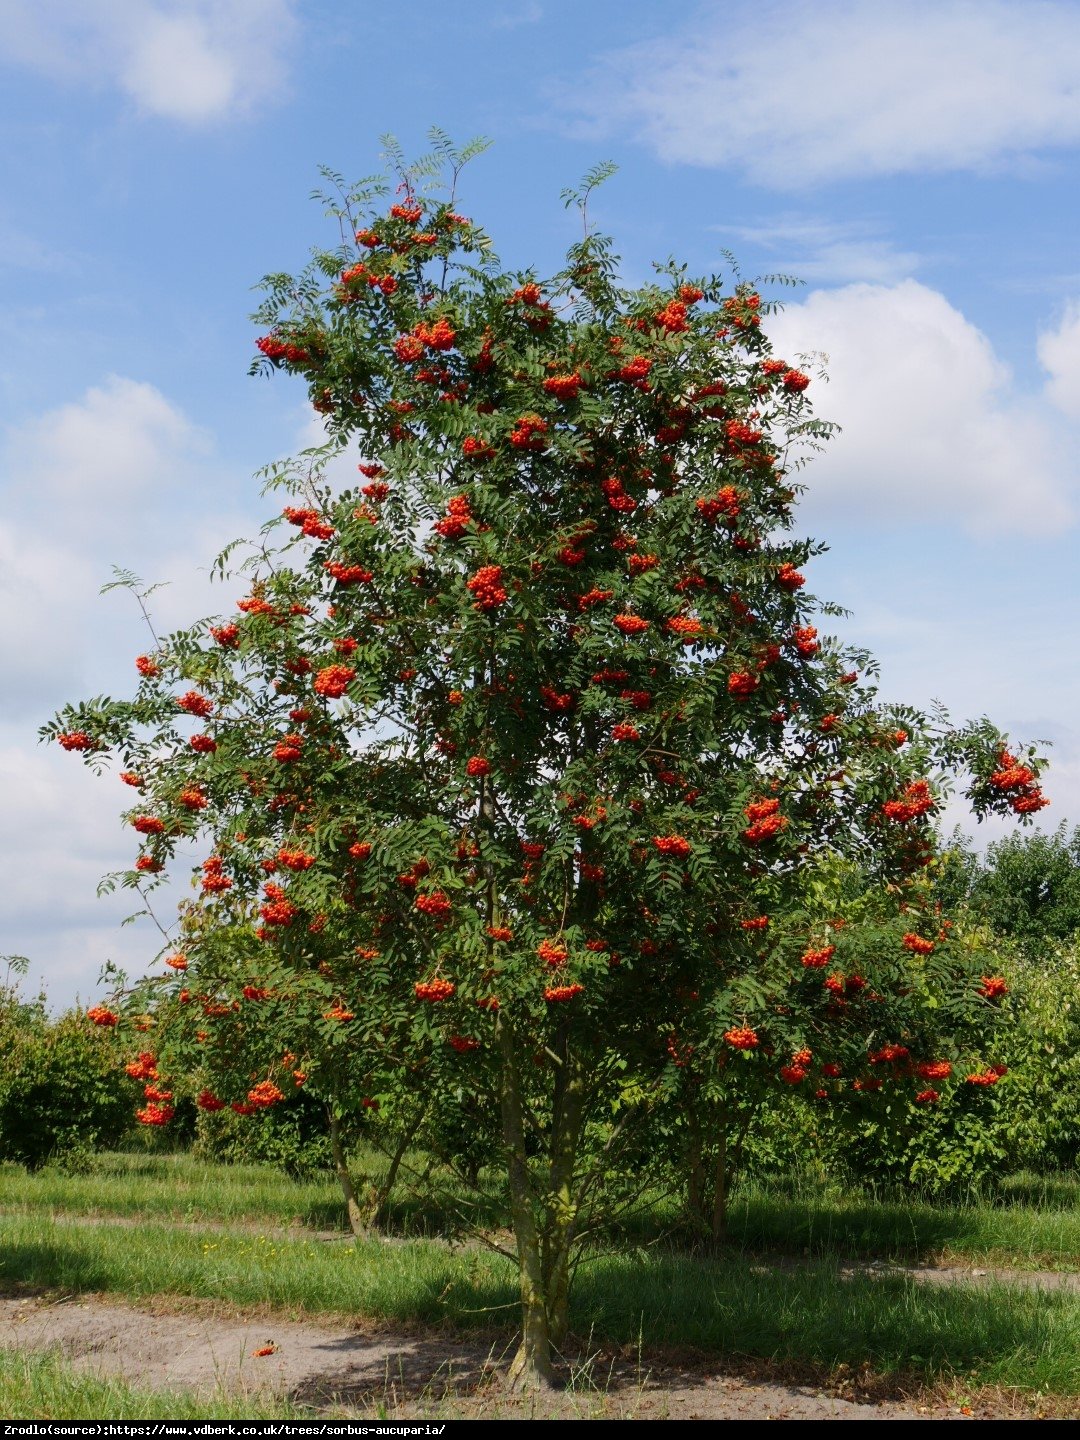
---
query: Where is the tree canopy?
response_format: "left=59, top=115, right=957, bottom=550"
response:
left=48, top=140, right=1047, bottom=1386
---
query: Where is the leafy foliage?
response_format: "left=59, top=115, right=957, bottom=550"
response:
left=791, top=918, right=1080, bottom=1194
left=969, top=823, right=1080, bottom=946
left=194, top=1087, right=333, bottom=1180
left=0, top=961, right=133, bottom=1169
left=47, top=141, right=1047, bottom=1380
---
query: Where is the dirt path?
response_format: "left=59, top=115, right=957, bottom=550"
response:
left=1, top=1292, right=977, bottom=1420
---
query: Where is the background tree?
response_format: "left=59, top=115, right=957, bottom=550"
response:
left=968, top=823, right=1080, bottom=947
left=654, top=853, right=1013, bottom=1242
left=48, top=136, right=1046, bottom=1387
left=0, top=958, right=133, bottom=1170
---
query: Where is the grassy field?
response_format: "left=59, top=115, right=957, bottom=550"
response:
left=1, top=1153, right=1079, bottom=1402
left=4, top=1211, right=1080, bottom=1394
left=0, top=1153, right=349, bottom=1230
left=3, top=1152, right=1078, bottom=1270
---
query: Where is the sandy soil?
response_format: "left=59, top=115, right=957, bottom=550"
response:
left=0, top=1291, right=983, bottom=1420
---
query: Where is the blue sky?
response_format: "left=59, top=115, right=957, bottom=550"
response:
left=3, top=0, right=1079, bottom=1004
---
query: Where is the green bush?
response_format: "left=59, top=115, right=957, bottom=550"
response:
left=193, top=1086, right=333, bottom=1179
left=986, top=941, right=1080, bottom=1175
left=969, top=824, right=1080, bottom=947
left=817, top=939, right=1080, bottom=1195
left=0, top=963, right=133, bottom=1169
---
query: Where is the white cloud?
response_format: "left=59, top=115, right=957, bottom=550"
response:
left=764, top=280, right=1075, bottom=535
left=567, top=0, right=1080, bottom=186
left=1, top=377, right=219, bottom=721
left=718, top=218, right=920, bottom=285
left=0, top=372, right=256, bottom=698
left=1036, top=747, right=1080, bottom=838
left=0, top=524, right=97, bottom=715
left=0, top=743, right=188, bottom=1005
left=0, top=0, right=296, bottom=123
left=123, top=11, right=236, bottom=123
left=491, top=1, right=543, bottom=28
left=0, top=381, right=333, bottom=1006
left=6, top=376, right=211, bottom=539
left=1038, top=301, right=1080, bottom=419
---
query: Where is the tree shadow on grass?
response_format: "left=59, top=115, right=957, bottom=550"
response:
left=570, top=1251, right=1079, bottom=1392
left=608, top=1189, right=1079, bottom=1266
left=0, top=1225, right=516, bottom=1331
left=723, top=1194, right=992, bottom=1260
left=1, top=1226, right=1075, bottom=1395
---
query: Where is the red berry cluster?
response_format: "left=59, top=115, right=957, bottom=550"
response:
left=466, top=565, right=508, bottom=611
left=882, top=779, right=934, bottom=822
left=742, top=798, right=788, bottom=844
left=989, top=751, right=1048, bottom=815
left=313, top=664, right=355, bottom=698
left=415, top=977, right=455, bottom=1002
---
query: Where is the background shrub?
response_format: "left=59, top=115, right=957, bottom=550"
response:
left=0, top=961, right=132, bottom=1169
left=193, top=1087, right=333, bottom=1179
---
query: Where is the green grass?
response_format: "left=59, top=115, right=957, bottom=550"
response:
left=997, top=1173, right=1080, bottom=1210
left=573, top=1252, right=1080, bottom=1396
left=0, top=1211, right=504, bottom=1321
left=723, top=1183, right=1080, bottom=1270
left=3, top=1155, right=1079, bottom=1399
left=3, top=1211, right=1078, bottom=1397
left=5, top=1154, right=1080, bottom=1271
left=0, top=1153, right=349, bottom=1230
left=0, top=1149, right=509, bottom=1236
left=0, top=1348, right=326, bottom=1421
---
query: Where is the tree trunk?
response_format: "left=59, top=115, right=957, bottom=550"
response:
left=496, top=1013, right=556, bottom=1390
left=711, top=1126, right=728, bottom=1244
left=684, top=1103, right=731, bottom=1247
left=328, top=1109, right=369, bottom=1238
left=542, top=1028, right=586, bottom=1350
left=685, top=1103, right=707, bottom=1237
left=372, top=1110, right=421, bottom=1228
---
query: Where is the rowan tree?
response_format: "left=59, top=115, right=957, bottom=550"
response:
left=49, top=137, right=1047, bottom=1387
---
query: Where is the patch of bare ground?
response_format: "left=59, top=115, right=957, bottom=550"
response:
left=2, top=1291, right=1068, bottom=1420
